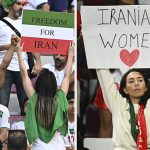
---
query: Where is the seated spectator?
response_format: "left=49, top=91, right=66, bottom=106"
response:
left=64, top=91, right=75, bottom=150
left=7, top=130, right=28, bottom=150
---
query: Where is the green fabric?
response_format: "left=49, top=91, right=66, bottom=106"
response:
left=24, top=90, right=68, bottom=144
left=0, top=111, right=3, bottom=118
left=129, top=102, right=139, bottom=142
left=2, top=0, right=17, bottom=9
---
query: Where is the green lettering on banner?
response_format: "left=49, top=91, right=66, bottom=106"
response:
left=22, top=10, right=74, bottom=28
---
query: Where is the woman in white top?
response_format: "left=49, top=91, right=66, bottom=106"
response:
left=96, top=69, right=150, bottom=150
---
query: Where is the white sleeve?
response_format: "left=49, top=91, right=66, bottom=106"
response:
left=96, top=69, right=126, bottom=113
left=0, top=105, right=10, bottom=128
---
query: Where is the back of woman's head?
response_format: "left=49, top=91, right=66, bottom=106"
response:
left=119, top=69, right=150, bottom=106
left=35, top=69, right=57, bottom=129
left=35, top=69, right=57, bottom=98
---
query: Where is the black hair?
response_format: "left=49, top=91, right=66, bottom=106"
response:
left=35, top=68, right=57, bottom=129
left=67, top=91, right=74, bottom=101
left=21, top=97, right=29, bottom=116
left=119, top=69, right=150, bottom=107
left=7, top=130, right=27, bottom=150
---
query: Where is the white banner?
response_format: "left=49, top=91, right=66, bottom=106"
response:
left=81, top=5, right=150, bottom=68
left=22, top=25, right=74, bottom=40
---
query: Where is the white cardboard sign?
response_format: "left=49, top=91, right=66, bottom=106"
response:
left=81, top=5, right=150, bottom=68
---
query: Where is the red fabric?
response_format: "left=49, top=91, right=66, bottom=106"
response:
left=136, top=105, right=147, bottom=150
left=94, top=86, right=109, bottom=111
left=77, top=71, right=80, bottom=80
left=94, top=83, right=119, bottom=111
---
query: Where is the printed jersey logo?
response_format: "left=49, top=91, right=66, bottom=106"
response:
left=0, top=111, right=3, bottom=118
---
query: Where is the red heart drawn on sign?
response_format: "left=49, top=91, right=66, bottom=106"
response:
left=120, top=49, right=139, bottom=67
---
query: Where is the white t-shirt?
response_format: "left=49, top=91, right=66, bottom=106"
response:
left=0, top=104, right=10, bottom=129
left=31, top=131, right=66, bottom=150
left=24, top=0, right=48, bottom=10
left=11, top=120, right=25, bottom=130
left=97, top=69, right=150, bottom=149
left=63, top=121, right=75, bottom=147
left=43, top=63, right=65, bottom=87
left=0, top=17, right=29, bottom=71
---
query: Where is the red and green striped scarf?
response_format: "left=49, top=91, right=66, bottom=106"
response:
left=129, top=102, right=147, bottom=150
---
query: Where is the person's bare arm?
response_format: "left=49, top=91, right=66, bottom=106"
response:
left=31, top=52, right=42, bottom=75
left=0, top=128, right=8, bottom=142
left=69, top=71, right=74, bottom=91
left=17, top=44, right=35, bottom=98
left=61, top=44, right=74, bottom=95
left=0, top=44, right=10, bottom=51
left=0, top=35, right=19, bottom=88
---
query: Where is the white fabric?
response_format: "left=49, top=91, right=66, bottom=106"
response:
left=96, top=69, right=150, bottom=150
left=0, top=17, right=29, bottom=71
left=71, top=0, right=75, bottom=7
left=31, top=131, right=66, bottom=150
left=63, top=121, right=75, bottom=147
left=22, top=25, right=74, bottom=40
left=43, top=63, right=65, bottom=87
left=0, top=104, right=10, bottom=129
left=138, top=0, right=150, bottom=4
left=43, top=63, right=74, bottom=87
left=24, top=0, right=48, bottom=10
left=11, top=120, right=25, bottom=130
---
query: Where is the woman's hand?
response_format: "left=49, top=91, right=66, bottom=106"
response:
left=68, top=41, right=75, bottom=57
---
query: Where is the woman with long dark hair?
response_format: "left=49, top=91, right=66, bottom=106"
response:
left=17, top=43, right=74, bottom=150
left=96, top=69, right=150, bottom=149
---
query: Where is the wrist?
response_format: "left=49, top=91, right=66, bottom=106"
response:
left=35, top=61, right=41, bottom=66
left=9, top=44, right=16, bottom=50
left=18, top=59, right=24, bottom=62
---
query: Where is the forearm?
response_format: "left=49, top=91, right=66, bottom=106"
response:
left=17, top=52, right=28, bottom=78
left=64, top=53, right=74, bottom=79
left=61, top=52, right=74, bottom=95
left=0, top=44, right=10, bottom=51
left=0, top=128, right=8, bottom=142
left=17, top=49, right=35, bottom=98
left=31, top=52, right=41, bottom=65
